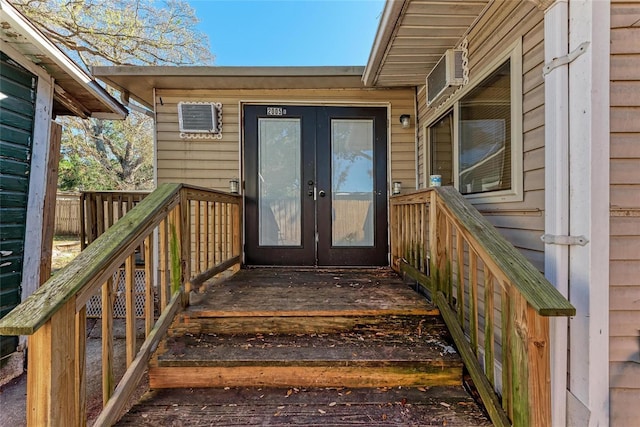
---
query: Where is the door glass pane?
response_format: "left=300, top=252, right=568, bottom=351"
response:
left=331, top=119, right=374, bottom=247
left=258, top=118, right=301, bottom=246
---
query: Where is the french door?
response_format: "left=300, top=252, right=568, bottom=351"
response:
left=244, top=105, right=388, bottom=266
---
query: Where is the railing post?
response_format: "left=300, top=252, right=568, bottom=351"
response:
left=27, top=299, right=78, bottom=426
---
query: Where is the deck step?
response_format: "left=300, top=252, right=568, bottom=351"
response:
left=151, top=316, right=463, bottom=389
left=115, top=386, right=492, bottom=426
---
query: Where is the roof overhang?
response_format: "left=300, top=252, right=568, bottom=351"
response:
left=0, top=0, right=127, bottom=119
left=91, top=66, right=367, bottom=109
left=363, top=0, right=491, bottom=87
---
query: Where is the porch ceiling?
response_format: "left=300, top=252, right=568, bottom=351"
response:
left=363, top=0, right=490, bottom=87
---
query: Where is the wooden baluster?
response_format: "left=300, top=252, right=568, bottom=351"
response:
left=501, top=285, right=513, bottom=419
left=217, top=202, right=223, bottom=264
left=127, top=193, right=134, bottom=216
left=469, top=249, right=479, bottom=356
left=204, top=202, right=210, bottom=268
left=194, top=200, right=201, bottom=275
left=445, top=218, right=452, bottom=303
left=75, top=307, right=86, bottom=427
left=411, top=204, right=416, bottom=266
left=159, top=218, right=168, bottom=311
left=80, top=193, right=87, bottom=250
left=144, top=233, right=155, bottom=337
left=96, top=194, right=104, bottom=238
left=456, top=232, right=465, bottom=325
left=101, top=276, right=114, bottom=404
left=423, top=202, right=429, bottom=274
left=125, top=253, right=136, bottom=367
left=179, top=192, right=190, bottom=296
left=27, top=300, right=76, bottom=426
left=223, top=202, right=228, bottom=262
left=484, top=266, right=495, bottom=387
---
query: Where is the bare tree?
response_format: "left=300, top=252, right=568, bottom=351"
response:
left=13, top=0, right=214, bottom=190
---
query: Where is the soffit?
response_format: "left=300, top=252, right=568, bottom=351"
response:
left=364, top=0, right=490, bottom=87
left=91, top=66, right=367, bottom=109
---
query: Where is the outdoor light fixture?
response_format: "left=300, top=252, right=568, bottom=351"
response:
left=399, top=114, right=411, bottom=129
left=229, top=178, right=240, bottom=194
left=392, top=181, right=402, bottom=195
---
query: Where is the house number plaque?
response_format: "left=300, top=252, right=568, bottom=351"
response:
left=266, top=107, right=286, bottom=116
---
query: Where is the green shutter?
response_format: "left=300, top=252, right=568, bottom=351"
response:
left=0, top=52, right=37, bottom=362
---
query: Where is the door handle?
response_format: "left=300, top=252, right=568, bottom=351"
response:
left=318, top=190, right=326, bottom=197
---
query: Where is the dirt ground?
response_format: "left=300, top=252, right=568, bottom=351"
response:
left=51, top=236, right=81, bottom=271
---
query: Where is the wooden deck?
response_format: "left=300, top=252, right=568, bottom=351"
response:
left=115, top=268, right=492, bottom=425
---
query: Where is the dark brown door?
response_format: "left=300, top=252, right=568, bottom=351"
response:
left=244, top=105, right=387, bottom=266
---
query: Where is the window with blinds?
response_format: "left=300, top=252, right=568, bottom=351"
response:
left=458, top=61, right=511, bottom=195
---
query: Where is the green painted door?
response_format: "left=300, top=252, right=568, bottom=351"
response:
left=0, top=52, right=37, bottom=361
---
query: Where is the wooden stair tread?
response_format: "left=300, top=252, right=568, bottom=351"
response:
left=157, top=334, right=461, bottom=366
left=115, top=386, right=492, bottom=426
left=159, top=316, right=459, bottom=367
left=190, top=267, right=436, bottom=316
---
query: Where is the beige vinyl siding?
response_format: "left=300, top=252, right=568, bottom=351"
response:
left=416, top=86, right=427, bottom=188
left=417, top=1, right=545, bottom=271
left=154, top=88, right=415, bottom=192
left=609, top=1, right=640, bottom=424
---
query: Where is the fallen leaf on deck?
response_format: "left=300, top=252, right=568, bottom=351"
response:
left=440, top=402, right=451, bottom=408
left=329, top=402, right=337, bottom=407
left=278, top=406, right=285, bottom=409
left=318, top=409, right=327, bottom=414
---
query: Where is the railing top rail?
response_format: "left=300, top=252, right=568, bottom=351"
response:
left=80, top=190, right=152, bottom=195
left=0, top=183, right=182, bottom=336
left=392, top=187, right=575, bottom=317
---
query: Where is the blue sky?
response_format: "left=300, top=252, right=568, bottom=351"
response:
left=187, top=0, right=385, bottom=66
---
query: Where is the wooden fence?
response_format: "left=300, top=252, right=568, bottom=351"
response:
left=54, top=192, right=81, bottom=236
left=390, top=187, right=575, bottom=427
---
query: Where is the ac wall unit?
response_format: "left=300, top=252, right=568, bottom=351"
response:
left=426, top=49, right=464, bottom=107
left=178, top=102, right=222, bottom=134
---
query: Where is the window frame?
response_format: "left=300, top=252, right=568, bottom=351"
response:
left=424, top=39, right=523, bottom=204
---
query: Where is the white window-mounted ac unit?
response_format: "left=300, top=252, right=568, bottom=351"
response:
left=178, top=101, right=222, bottom=136
left=426, top=49, right=465, bottom=107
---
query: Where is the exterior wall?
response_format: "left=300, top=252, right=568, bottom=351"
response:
left=609, top=1, right=640, bottom=424
left=154, top=88, right=416, bottom=193
left=0, top=43, right=54, bottom=386
left=416, top=1, right=545, bottom=270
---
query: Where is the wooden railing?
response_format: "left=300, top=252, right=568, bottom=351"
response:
left=0, top=183, right=242, bottom=426
left=80, top=191, right=150, bottom=249
left=390, top=187, right=575, bottom=427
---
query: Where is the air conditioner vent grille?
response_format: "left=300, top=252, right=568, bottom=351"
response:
left=178, top=102, right=223, bottom=139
